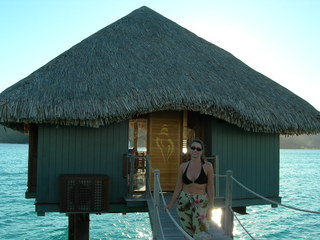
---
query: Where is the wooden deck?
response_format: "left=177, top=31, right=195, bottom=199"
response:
left=146, top=192, right=232, bottom=240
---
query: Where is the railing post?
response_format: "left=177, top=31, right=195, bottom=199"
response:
left=153, top=169, right=160, bottom=239
left=215, top=155, right=220, bottom=197
left=145, top=155, right=150, bottom=193
left=224, top=170, right=234, bottom=238
left=129, top=154, right=135, bottom=195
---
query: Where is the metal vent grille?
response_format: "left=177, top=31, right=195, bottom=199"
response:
left=60, top=175, right=109, bottom=213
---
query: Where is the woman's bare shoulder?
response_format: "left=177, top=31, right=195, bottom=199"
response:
left=179, top=161, right=189, bottom=170
left=180, top=161, right=189, bottom=167
left=204, top=160, right=212, bottom=165
left=204, top=161, right=213, bottom=169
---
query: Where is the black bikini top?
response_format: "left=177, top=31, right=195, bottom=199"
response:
left=182, top=162, right=208, bottom=185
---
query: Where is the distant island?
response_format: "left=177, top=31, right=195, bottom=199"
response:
left=280, top=134, right=320, bottom=149
left=0, top=125, right=28, bottom=144
left=0, top=124, right=319, bottom=149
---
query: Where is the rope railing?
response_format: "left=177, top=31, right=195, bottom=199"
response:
left=141, top=162, right=319, bottom=240
left=145, top=161, right=168, bottom=239
left=155, top=200, right=165, bottom=239
left=147, top=166, right=230, bottom=239
left=146, top=157, right=154, bottom=201
left=148, top=169, right=259, bottom=239
left=231, top=176, right=320, bottom=215
left=147, top=168, right=194, bottom=239
left=214, top=174, right=227, bottom=178
left=154, top=170, right=195, bottom=240
left=130, top=156, right=208, bottom=239
left=223, top=174, right=320, bottom=240
left=229, top=206, right=255, bottom=240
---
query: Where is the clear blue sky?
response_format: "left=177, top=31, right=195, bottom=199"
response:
left=1, top=0, right=319, bottom=110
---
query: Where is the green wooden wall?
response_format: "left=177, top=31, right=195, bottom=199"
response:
left=205, top=117, right=280, bottom=206
left=36, top=121, right=129, bottom=208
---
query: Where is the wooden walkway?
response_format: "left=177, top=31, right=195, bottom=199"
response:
left=146, top=193, right=232, bottom=240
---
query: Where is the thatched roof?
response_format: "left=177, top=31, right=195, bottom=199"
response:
left=0, top=6, right=319, bottom=134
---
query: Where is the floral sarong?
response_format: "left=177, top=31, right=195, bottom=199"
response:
left=177, top=191, right=209, bottom=236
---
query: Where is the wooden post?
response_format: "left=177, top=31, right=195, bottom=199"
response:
left=129, top=154, right=135, bottom=195
left=26, top=124, right=38, bottom=197
left=145, top=155, right=150, bottom=193
left=224, top=170, right=234, bottom=238
left=153, top=169, right=160, bottom=239
left=68, top=213, right=90, bottom=240
left=215, top=155, right=220, bottom=197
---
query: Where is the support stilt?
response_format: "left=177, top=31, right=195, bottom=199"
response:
left=68, top=213, right=90, bottom=240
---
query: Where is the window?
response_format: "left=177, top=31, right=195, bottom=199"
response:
left=128, top=118, right=148, bottom=155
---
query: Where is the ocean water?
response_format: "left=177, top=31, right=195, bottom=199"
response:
left=234, top=149, right=320, bottom=240
left=0, top=144, right=319, bottom=239
left=0, top=144, right=151, bottom=240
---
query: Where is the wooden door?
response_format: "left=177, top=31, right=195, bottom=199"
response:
left=148, top=111, right=182, bottom=191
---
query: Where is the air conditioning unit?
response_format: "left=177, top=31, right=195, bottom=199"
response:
left=60, top=175, right=109, bottom=213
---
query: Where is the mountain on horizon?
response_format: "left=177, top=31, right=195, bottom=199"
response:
left=0, top=125, right=28, bottom=143
left=280, top=134, right=320, bottom=149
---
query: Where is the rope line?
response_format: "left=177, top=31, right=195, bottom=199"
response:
left=148, top=184, right=154, bottom=203
left=154, top=173, right=195, bottom=240
left=231, top=176, right=320, bottom=214
left=229, top=206, right=255, bottom=240
left=146, top=167, right=231, bottom=240
left=146, top=178, right=164, bottom=239
left=142, top=159, right=319, bottom=240
left=155, top=203, right=165, bottom=239
left=214, top=174, right=227, bottom=177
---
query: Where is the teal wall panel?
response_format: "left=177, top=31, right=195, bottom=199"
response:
left=36, top=121, right=129, bottom=205
left=205, top=117, right=279, bottom=202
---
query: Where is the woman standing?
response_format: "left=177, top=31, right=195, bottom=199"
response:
left=165, top=139, right=214, bottom=237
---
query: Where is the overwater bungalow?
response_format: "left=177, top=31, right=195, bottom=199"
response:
left=1, top=6, right=319, bottom=239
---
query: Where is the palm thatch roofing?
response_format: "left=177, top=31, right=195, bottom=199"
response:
left=0, top=6, right=319, bottom=134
